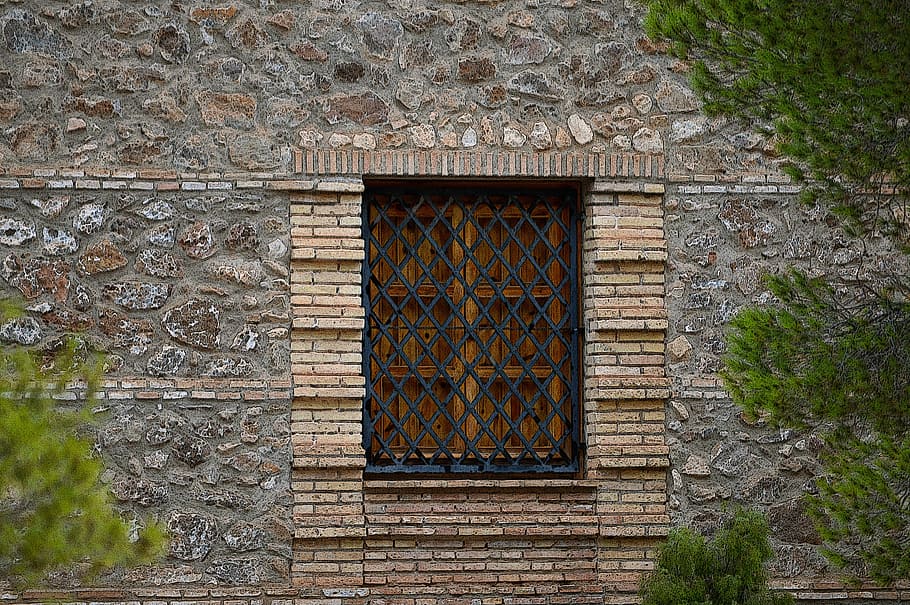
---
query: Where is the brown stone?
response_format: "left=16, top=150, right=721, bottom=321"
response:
left=457, top=56, right=496, bottom=82
left=267, top=11, right=295, bottom=30
left=226, top=17, right=270, bottom=50
left=119, top=140, right=164, bottom=165
left=142, top=93, right=187, bottom=123
left=1, top=254, right=69, bottom=301
left=325, top=92, right=390, bottom=126
left=288, top=41, right=328, bottom=62
left=507, top=34, right=552, bottom=65
left=40, top=306, right=94, bottom=331
left=179, top=221, right=216, bottom=259
left=98, top=307, right=154, bottom=348
left=334, top=62, right=366, bottom=83
left=163, top=298, right=220, bottom=350
left=8, top=121, right=58, bottom=159
left=189, top=6, right=239, bottom=28
left=195, top=90, right=256, bottom=129
left=78, top=239, right=128, bottom=275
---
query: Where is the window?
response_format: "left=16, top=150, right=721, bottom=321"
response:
left=363, top=184, right=581, bottom=473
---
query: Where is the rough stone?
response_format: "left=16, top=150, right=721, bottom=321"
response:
left=153, top=23, right=191, bottom=64
left=203, top=357, right=254, bottom=377
left=172, top=434, right=212, bottom=467
left=42, top=227, right=78, bottom=255
left=226, top=17, right=270, bottom=50
left=0, top=218, right=36, bottom=246
left=1, top=9, right=72, bottom=58
left=0, top=316, right=42, bottom=345
left=206, top=559, right=259, bottom=585
left=457, top=56, right=497, bottom=82
left=196, top=91, right=256, bottom=129
left=358, top=12, right=403, bottom=60
left=502, top=125, right=526, bottom=149
left=632, top=127, right=663, bottom=153
left=231, top=325, right=260, bottom=351
left=7, top=121, right=59, bottom=159
left=179, top=221, right=216, bottom=259
left=146, top=345, right=187, bottom=376
left=718, top=200, right=776, bottom=248
left=409, top=124, right=435, bottom=149
left=528, top=122, right=552, bottom=150
left=324, top=92, right=390, bottom=126
left=111, top=477, right=168, bottom=506
left=567, top=114, right=593, bottom=145
left=508, top=34, right=552, bottom=64
left=163, top=298, right=220, bottom=350
left=223, top=522, right=266, bottom=552
left=103, top=282, right=171, bottom=311
left=682, top=455, right=711, bottom=477
left=667, top=335, right=693, bottom=361
left=228, top=133, right=280, bottom=170
left=78, top=239, right=128, bottom=275
left=655, top=81, right=700, bottom=113
left=29, top=195, right=69, bottom=218
left=168, top=513, right=218, bottom=561
left=136, top=199, right=176, bottom=221
left=507, top=70, right=560, bottom=101
left=225, top=223, right=259, bottom=251
left=73, top=202, right=105, bottom=235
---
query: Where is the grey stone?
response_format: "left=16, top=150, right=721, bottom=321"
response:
left=655, top=81, right=699, bottom=113
left=230, top=325, right=260, bottom=351
left=172, top=434, right=212, bottom=467
left=163, top=298, right=220, bottom=350
left=206, top=559, right=259, bottom=585
left=507, top=70, right=561, bottom=101
left=682, top=455, right=711, bottom=477
left=154, top=23, right=190, bottom=64
left=136, top=199, right=176, bottom=221
left=0, top=316, right=42, bottom=345
left=146, top=345, right=187, bottom=377
left=72, top=203, right=105, bottom=235
left=145, top=424, right=172, bottom=446
left=632, top=127, right=663, bottom=153
left=567, top=114, right=593, bottom=145
left=0, top=218, right=36, bottom=246
left=147, top=224, right=177, bottom=248
left=168, top=512, right=218, bottom=561
left=395, top=78, right=424, bottom=110
left=42, top=227, right=78, bottom=255
left=711, top=441, right=759, bottom=477
left=203, top=357, right=254, bottom=377
left=136, top=249, right=184, bottom=278
left=358, top=12, right=403, bottom=60
left=103, top=282, right=171, bottom=310
left=1, top=10, right=72, bottom=59
left=223, top=522, right=266, bottom=552
left=29, top=195, right=69, bottom=218
left=194, top=489, right=250, bottom=508
left=736, top=473, right=784, bottom=504
left=110, top=477, right=169, bottom=506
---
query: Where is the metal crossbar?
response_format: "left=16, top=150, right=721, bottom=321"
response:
left=363, top=186, right=580, bottom=473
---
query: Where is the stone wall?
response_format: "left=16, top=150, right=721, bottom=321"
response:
left=1, top=0, right=908, bottom=603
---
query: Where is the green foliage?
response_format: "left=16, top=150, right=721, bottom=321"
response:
left=643, top=0, right=910, bottom=238
left=640, top=509, right=791, bottom=605
left=722, top=272, right=910, bottom=582
left=0, top=304, right=165, bottom=587
left=645, top=0, right=910, bottom=582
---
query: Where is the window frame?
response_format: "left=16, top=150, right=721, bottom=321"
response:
left=361, top=181, right=583, bottom=475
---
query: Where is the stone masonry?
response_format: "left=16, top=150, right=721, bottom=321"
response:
left=1, top=0, right=909, bottom=604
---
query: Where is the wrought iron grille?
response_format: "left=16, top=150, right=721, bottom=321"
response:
left=363, top=185, right=581, bottom=473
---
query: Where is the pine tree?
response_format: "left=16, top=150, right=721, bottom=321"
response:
left=640, top=509, right=792, bottom=605
left=644, top=0, right=910, bottom=583
left=0, top=305, right=165, bottom=587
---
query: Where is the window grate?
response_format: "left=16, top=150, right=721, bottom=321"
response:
left=363, top=186, right=580, bottom=473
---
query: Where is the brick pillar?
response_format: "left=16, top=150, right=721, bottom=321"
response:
left=583, top=184, right=670, bottom=596
left=289, top=181, right=367, bottom=590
